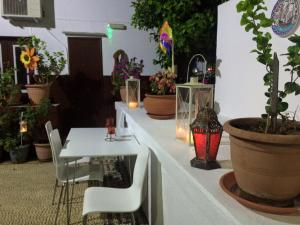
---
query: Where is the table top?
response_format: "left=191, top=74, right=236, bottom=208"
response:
left=60, top=128, right=140, bottom=158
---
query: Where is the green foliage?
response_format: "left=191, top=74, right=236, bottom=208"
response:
left=18, top=36, right=66, bottom=84
left=24, top=99, right=51, bottom=143
left=0, top=67, right=17, bottom=106
left=236, top=0, right=300, bottom=133
left=0, top=109, right=29, bottom=152
left=131, top=0, right=226, bottom=68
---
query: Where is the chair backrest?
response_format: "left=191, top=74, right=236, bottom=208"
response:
left=45, top=121, right=53, bottom=143
left=131, top=145, right=149, bottom=204
left=49, top=129, right=64, bottom=181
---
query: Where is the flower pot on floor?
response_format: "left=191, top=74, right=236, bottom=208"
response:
left=9, top=144, right=30, bottom=163
left=34, top=143, right=52, bottom=162
left=224, top=118, right=300, bottom=201
left=25, top=84, right=50, bottom=105
left=144, top=94, right=176, bottom=119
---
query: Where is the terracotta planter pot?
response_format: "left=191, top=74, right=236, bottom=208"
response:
left=25, top=84, right=50, bottom=105
left=119, top=86, right=126, bottom=102
left=144, top=94, right=176, bottom=119
left=34, top=143, right=52, bottom=162
left=224, top=118, right=300, bottom=201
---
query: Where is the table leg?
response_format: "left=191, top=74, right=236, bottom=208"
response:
left=69, top=161, right=77, bottom=222
left=66, top=161, right=69, bottom=225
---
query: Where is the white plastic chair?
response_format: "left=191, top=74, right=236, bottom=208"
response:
left=45, top=121, right=90, bottom=206
left=49, top=129, right=104, bottom=225
left=82, top=145, right=149, bottom=225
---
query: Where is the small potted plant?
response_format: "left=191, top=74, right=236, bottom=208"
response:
left=144, top=68, right=176, bottom=119
left=0, top=109, right=30, bottom=163
left=24, top=99, right=52, bottom=161
left=224, top=0, right=300, bottom=202
left=111, top=49, right=144, bottom=101
left=18, top=36, right=66, bottom=105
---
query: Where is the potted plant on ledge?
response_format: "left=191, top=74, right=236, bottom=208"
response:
left=224, top=0, right=300, bottom=202
left=111, top=49, right=144, bottom=101
left=18, top=36, right=66, bottom=105
left=144, top=68, right=177, bottom=119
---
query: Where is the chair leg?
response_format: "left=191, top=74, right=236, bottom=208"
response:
left=131, top=212, right=136, bottom=225
left=51, top=179, right=58, bottom=205
left=62, top=183, right=67, bottom=205
left=69, top=181, right=75, bottom=223
left=69, top=162, right=77, bottom=221
left=82, top=214, right=88, bottom=225
left=54, top=185, right=64, bottom=225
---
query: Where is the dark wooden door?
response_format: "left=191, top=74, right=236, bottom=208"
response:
left=67, top=37, right=110, bottom=127
left=68, top=37, right=103, bottom=80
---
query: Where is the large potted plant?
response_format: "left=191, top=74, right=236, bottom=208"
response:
left=25, top=99, right=52, bottom=161
left=111, top=50, right=144, bottom=101
left=18, top=36, right=66, bottom=105
left=144, top=69, right=176, bottom=119
left=224, top=0, right=300, bottom=201
left=0, top=109, right=30, bottom=163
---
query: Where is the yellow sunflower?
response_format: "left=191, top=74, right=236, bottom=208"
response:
left=20, top=47, right=40, bottom=70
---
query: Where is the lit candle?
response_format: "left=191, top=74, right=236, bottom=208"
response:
left=177, top=127, right=186, bottom=138
left=20, top=121, right=28, bottom=133
left=128, top=101, right=138, bottom=108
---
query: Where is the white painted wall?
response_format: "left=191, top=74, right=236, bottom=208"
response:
left=0, top=0, right=160, bottom=75
left=216, top=0, right=300, bottom=120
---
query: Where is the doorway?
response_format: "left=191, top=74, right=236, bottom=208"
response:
left=67, top=37, right=108, bottom=127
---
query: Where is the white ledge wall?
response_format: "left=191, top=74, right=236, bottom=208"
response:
left=0, top=0, right=160, bottom=75
left=216, top=0, right=300, bottom=120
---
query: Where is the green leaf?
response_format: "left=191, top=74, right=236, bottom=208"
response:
left=265, top=105, right=271, bottom=114
left=288, top=46, right=300, bottom=54
left=260, top=18, right=273, bottom=27
left=236, top=1, right=247, bottom=12
left=279, top=91, right=287, bottom=98
left=263, top=73, right=272, bottom=84
left=284, top=82, right=297, bottom=94
left=295, top=83, right=300, bottom=95
left=245, top=23, right=255, bottom=32
left=288, top=35, right=300, bottom=43
left=240, top=14, right=249, bottom=25
left=277, top=102, right=288, bottom=112
left=261, top=113, right=268, bottom=119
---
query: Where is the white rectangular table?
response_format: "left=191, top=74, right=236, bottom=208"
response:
left=60, top=128, right=140, bottom=158
left=60, top=128, right=140, bottom=225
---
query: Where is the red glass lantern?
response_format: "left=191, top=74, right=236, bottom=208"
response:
left=190, top=107, right=223, bottom=170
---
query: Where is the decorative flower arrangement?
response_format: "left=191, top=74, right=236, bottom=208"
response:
left=149, top=69, right=176, bottom=95
left=20, top=47, right=40, bottom=71
left=111, top=49, right=144, bottom=95
left=18, top=36, right=66, bottom=84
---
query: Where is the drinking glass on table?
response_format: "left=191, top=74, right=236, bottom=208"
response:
left=105, top=117, right=115, bottom=142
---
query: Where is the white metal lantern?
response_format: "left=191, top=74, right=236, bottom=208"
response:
left=126, top=76, right=140, bottom=109
left=176, top=78, right=214, bottom=145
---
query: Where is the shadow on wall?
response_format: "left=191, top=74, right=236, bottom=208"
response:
left=8, top=0, right=55, bottom=29
left=215, top=59, right=222, bottom=78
